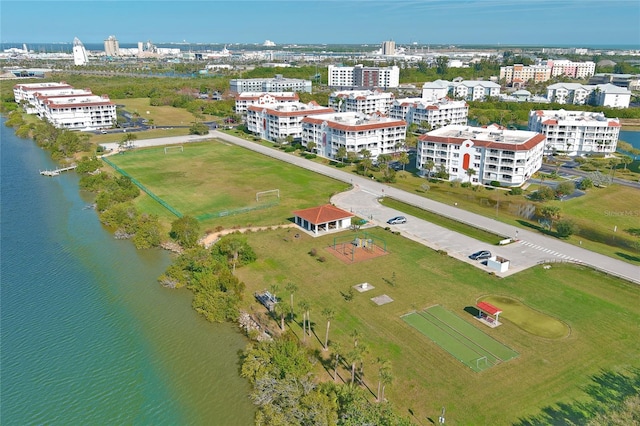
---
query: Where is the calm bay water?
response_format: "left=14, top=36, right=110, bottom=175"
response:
left=619, top=130, right=640, bottom=152
left=0, top=117, right=254, bottom=425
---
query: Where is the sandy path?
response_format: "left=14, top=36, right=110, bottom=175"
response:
left=200, top=224, right=297, bottom=248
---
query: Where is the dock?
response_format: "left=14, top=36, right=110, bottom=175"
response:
left=40, top=165, right=77, bottom=177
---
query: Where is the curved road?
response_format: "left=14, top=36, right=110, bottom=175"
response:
left=101, top=132, right=640, bottom=284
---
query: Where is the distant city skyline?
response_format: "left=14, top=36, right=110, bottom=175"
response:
left=2, top=0, right=639, bottom=47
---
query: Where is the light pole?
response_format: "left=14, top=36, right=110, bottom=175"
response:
left=439, top=406, right=445, bottom=425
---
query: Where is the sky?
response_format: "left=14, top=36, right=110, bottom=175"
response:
left=1, top=0, right=639, bottom=47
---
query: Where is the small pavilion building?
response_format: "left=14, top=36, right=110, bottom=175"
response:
left=476, top=301, right=503, bottom=328
left=293, top=204, right=354, bottom=236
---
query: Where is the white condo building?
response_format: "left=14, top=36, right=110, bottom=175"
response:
left=328, top=90, right=395, bottom=115
left=230, top=75, right=312, bottom=93
left=41, top=95, right=116, bottom=131
left=13, top=82, right=116, bottom=131
left=301, top=112, right=407, bottom=161
left=13, top=82, right=74, bottom=109
left=390, top=98, right=469, bottom=129
left=528, top=110, right=621, bottom=156
left=72, top=37, right=88, bottom=66
left=546, top=83, right=631, bottom=108
left=235, top=92, right=299, bottom=115
left=421, top=80, right=451, bottom=102
left=246, top=101, right=334, bottom=142
left=417, top=124, right=546, bottom=187
left=451, top=80, right=501, bottom=101
left=327, top=64, right=400, bottom=89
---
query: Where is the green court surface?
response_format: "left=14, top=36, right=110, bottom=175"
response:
left=402, top=305, right=518, bottom=372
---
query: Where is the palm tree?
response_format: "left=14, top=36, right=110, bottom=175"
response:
left=397, top=151, right=410, bottom=171
left=465, top=167, right=477, bottom=183
left=285, top=282, right=297, bottom=321
left=322, top=307, right=335, bottom=351
left=336, top=146, right=347, bottom=163
left=273, top=301, right=286, bottom=331
left=120, top=132, right=137, bottom=150
left=350, top=329, right=360, bottom=348
left=332, top=342, right=343, bottom=382
left=306, top=141, right=317, bottom=153
left=298, top=300, right=310, bottom=342
left=376, top=358, right=391, bottom=402
left=349, top=343, right=368, bottom=384
left=425, top=159, right=435, bottom=179
left=379, top=362, right=393, bottom=402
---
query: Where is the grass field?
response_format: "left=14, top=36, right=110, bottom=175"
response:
left=234, top=227, right=640, bottom=425
left=402, top=305, right=518, bottom=372
left=106, top=140, right=350, bottom=229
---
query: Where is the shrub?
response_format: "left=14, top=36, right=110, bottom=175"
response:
left=578, top=178, right=593, bottom=190
left=309, top=248, right=317, bottom=257
left=490, top=180, right=501, bottom=187
left=304, top=153, right=317, bottom=159
left=317, top=256, right=326, bottom=263
left=284, top=146, right=296, bottom=153
left=556, top=219, right=577, bottom=238
left=509, top=187, right=523, bottom=195
left=461, top=182, right=472, bottom=188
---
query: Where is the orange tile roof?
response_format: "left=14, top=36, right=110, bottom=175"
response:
left=293, top=204, right=354, bottom=225
left=419, top=133, right=546, bottom=151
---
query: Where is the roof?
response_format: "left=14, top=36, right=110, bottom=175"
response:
left=293, top=204, right=354, bottom=225
left=477, top=301, right=502, bottom=315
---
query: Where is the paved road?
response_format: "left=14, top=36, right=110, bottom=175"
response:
left=102, top=132, right=640, bottom=284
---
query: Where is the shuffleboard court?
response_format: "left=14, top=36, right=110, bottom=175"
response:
left=425, top=305, right=519, bottom=361
left=402, top=305, right=519, bottom=372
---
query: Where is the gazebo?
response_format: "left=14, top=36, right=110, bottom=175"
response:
left=476, top=301, right=502, bottom=328
left=293, top=204, right=354, bottom=236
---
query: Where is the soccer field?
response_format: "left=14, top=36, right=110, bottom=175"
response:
left=402, top=305, right=518, bottom=372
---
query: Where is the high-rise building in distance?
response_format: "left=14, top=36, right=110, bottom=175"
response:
left=104, top=35, right=120, bottom=57
left=381, top=40, right=396, bottom=55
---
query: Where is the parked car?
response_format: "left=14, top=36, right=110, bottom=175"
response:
left=387, top=216, right=407, bottom=225
left=469, top=250, right=492, bottom=260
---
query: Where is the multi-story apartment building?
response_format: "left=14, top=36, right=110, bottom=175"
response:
left=381, top=41, right=396, bottom=55
left=41, top=95, right=116, bottom=131
left=499, top=64, right=552, bottom=86
left=33, top=90, right=94, bottom=116
left=328, top=90, right=395, bottom=115
left=234, top=92, right=299, bottom=115
left=589, top=73, right=640, bottom=91
left=389, top=98, right=468, bottom=129
left=417, top=124, right=546, bottom=187
left=421, top=80, right=451, bottom=102
left=451, top=80, right=501, bottom=101
left=246, top=101, right=334, bottom=142
left=500, top=60, right=595, bottom=85
left=104, top=35, right=120, bottom=57
left=547, top=60, right=596, bottom=79
left=301, top=112, right=407, bottom=161
left=546, top=83, right=631, bottom=108
left=13, top=82, right=73, bottom=105
left=230, top=75, right=312, bottom=94
left=14, top=82, right=116, bottom=130
left=528, top=110, right=621, bottom=156
left=327, top=64, right=400, bottom=89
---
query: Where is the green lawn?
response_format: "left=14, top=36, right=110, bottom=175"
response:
left=106, top=140, right=349, bottom=229
left=234, top=227, right=640, bottom=425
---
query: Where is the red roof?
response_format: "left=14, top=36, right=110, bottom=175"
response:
left=419, top=133, right=546, bottom=151
left=293, top=204, right=354, bottom=225
left=477, top=301, right=502, bottom=315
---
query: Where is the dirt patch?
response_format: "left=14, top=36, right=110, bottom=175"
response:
left=326, top=243, right=389, bottom=264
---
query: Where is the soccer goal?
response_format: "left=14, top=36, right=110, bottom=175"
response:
left=164, top=145, right=184, bottom=154
left=256, top=189, right=280, bottom=203
left=475, top=356, right=489, bottom=370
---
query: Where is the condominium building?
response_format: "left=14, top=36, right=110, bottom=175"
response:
left=381, top=40, right=396, bottom=55
left=421, top=80, right=451, bottom=102
left=230, top=75, right=312, bottom=93
left=42, top=95, right=116, bottom=131
left=589, top=73, right=640, bottom=91
left=417, top=124, right=546, bottom=187
left=500, top=60, right=595, bottom=85
left=327, top=64, right=400, bottom=88
left=13, top=82, right=73, bottom=105
left=547, top=60, right=596, bottom=79
left=32, top=89, right=94, bottom=116
left=389, top=98, right=469, bottom=129
left=546, top=83, right=631, bottom=108
left=246, top=101, right=334, bottom=142
left=301, top=112, right=407, bottom=161
left=234, top=92, right=299, bottom=115
left=499, top=64, right=552, bottom=86
left=328, top=90, right=395, bottom=115
left=528, top=110, right=621, bottom=156
left=104, top=35, right=120, bottom=57
left=451, top=80, right=501, bottom=101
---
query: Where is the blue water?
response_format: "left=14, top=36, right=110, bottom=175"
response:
left=0, top=117, right=254, bottom=425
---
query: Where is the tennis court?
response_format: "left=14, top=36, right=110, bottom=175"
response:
left=402, top=305, right=518, bottom=372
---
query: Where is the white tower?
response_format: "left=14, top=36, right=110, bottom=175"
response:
left=73, top=37, right=88, bottom=66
